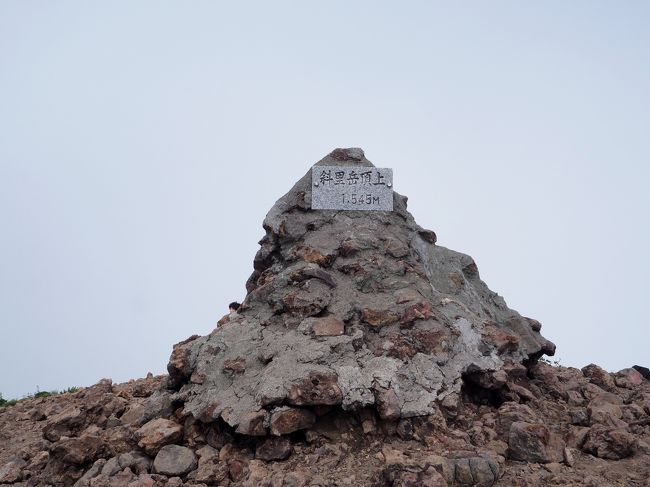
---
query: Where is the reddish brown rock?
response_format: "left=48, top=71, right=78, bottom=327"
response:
left=615, top=368, right=644, bottom=388
left=270, top=407, right=316, bottom=435
left=582, top=425, right=636, bottom=460
left=311, top=316, right=345, bottom=336
left=361, top=308, right=400, bottom=327
left=288, top=372, right=343, bottom=406
left=497, top=402, right=539, bottom=436
left=42, top=406, right=86, bottom=442
left=292, top=245, right=336, bottom=267
left=228, top=458, right=249, bottom=482
left=582, top=364, right=617, bottom=392
left=51, top=435, right=106, bottom=466
left=400, top=301, right=434, bottom=326
left=481, top=323, right=520, bottom=355
left=135, top=418, right=183, bottom=455
left=255, top=436, right=293, bottom=461
left=418, top=229, right=437, bottom=244
left=223, top=357, right=246, bottom=374
left=507, top=422, right=564, bottom=463
left=588, top=400, right=626, bottom=428
left=235, top=410, right=269, bottom=436
left=329, top=147, right=365, bottom=161
left=167, top=335, right=201, bottom=388
left=0, top=459, right=26, bottom=483
left=277, top=280, right=332, bottom=316
left=375, top=386, right=401, bottom=421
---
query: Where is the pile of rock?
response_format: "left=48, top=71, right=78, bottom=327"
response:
left=167, top=148, right=555, bottom=434
left=1, top=149, right=648, bottom=486
left=1, top=361, right=649, bottom=486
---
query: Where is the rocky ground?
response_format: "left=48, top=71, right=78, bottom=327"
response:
left=2, top=148, right=648, bottom=486
left=1, top=363, right=649, bottom=486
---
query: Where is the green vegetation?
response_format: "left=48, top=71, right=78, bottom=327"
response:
left=0, top=393, right=18, bottom=408
left=1, top=386, right=82, bottom=408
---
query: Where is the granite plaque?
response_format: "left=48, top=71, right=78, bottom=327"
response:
left=311, top=166, right=393, bottom=211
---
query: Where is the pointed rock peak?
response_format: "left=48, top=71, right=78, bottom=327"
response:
left=168, top=149, right=555, bottom=434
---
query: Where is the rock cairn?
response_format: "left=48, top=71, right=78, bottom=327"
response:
left=168, top=148, right=555, bottom=431
left=1, top=149, right=648, bottom=487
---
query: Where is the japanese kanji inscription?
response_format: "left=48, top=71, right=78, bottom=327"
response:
left=311, top=166, right=393, bottom=211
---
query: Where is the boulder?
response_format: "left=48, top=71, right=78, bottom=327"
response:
left=153, top=444, right=197, bottom=476
left=582, top=364, right=616, bottom=392
left=0, top=459, right=26, bottom=483
left=135, top=418, right=183, bottom=455
left=581, top=425, right=636, bottom=460
left=50, top=434, right=106, bottom=465
left=255, top=436, right=293, bottom=461
left=270, top=407, right=316, bottom=435
left=507, top=422, right=564, bottom=463
left=42, top=406, right=86, bottom=441
left=615, top=368, right=645, bottom=388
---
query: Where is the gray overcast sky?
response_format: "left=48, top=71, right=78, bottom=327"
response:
left=1, top=2, right=648, bottom=399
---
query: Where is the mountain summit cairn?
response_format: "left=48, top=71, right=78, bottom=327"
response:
left=168, top=148, right=556, bottom=432
left=2, top=149, right=650, bottom=487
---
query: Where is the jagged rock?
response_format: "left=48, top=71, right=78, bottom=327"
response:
left=615, top=368, right=644, bottom=388
left=255, top=436, right=293, bottom=461
left=50, top=434, right=106, bottom=465
left=633, top=365, right=650, bottom=380
left=287, top=371, right=343, bottom=406
left=153, top=444, right=197, bottom=476
left=581, top=425, right=636, bottom=460
left=0, top=458, right=26, bottom=483
left=73, top=458, right=106, bottom=486
left=447, top=454, right=502, bottom=486
left=171, top=149, right=556, bottom=431
left=43, top=406, right=87, bottom=441
left=135, top=418, right=183, bottom=455
left=588, top=399, right=627, bottom=428
left=235, top=410, right=269, bottom=436
left=189, top=447, right=229, bottom=485
left=496, top=402, right=538, bottom=436
left=100, top=452, right=151, bottom=476
left=507, top=422, right=564, bottom=463
left=582, top=364, right=617, bottom=392
left=270, top=407, right=315, bottom=435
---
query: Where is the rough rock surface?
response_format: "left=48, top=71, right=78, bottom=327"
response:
left=1, top=149, right=649, bottom=487
left=168, top=148, right=556, bottom=431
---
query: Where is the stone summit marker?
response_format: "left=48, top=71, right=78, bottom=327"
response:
left=311, top=165, right=393, bottom=211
